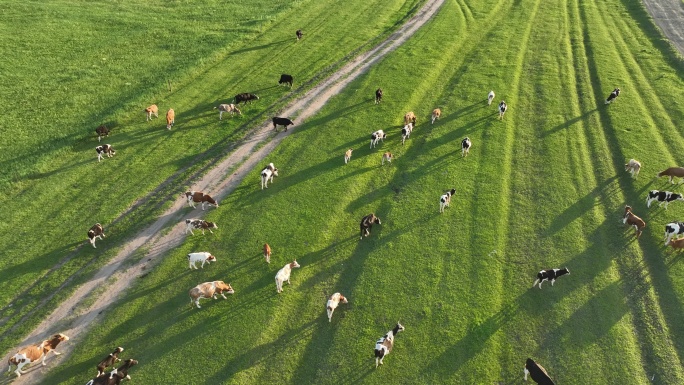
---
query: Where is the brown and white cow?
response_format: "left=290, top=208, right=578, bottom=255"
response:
left=344, top=149, right=353, bottom=164
left=145, top=104, right=158, bottom=121
left=404, top=111, right=416, bottom=126
left=187, top=252, right=217, bottom=269
left=189, top=281, right=234, bottom=308
left=88, top=223, right=105, bottom=248
left=7, top=333, right=69, bottom=377
left=264, top=243, right=272, bottom=264
left=184, top=191, right=219, bottom=210
left=96, top=144, right=116, bottom=162
left=166, top=108, right=175, bottom=130
left=382, top=152, right=393, bottom=165
left=95, top=347, right=124, bottom=377
left=623, top=205, right=646, bottom=239
left=87, top=358, right=138, bottom=385
left=326, top=293, right=348, bottom=322
left=215, top=104, right=242, bottom=120
left=185, top=219, right=218, bottom=235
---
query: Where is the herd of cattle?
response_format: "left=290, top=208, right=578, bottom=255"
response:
left=6, top=23, right=656, bottom=382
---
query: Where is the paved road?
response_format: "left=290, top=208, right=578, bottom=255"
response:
left=642, top=0, right=684, bottom=56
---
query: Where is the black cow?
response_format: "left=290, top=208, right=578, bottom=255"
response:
left=375, top=88, right=383, bottom=104
left=296, top=29, right=303, bottom=41
left=95, top=125, right=110, bottom=142
left=524, top=358, right=555, bottom=385
left=273, top=117, right=294, bottom=132
left=360, top=213, right=381, bottom=239
left=279, top=74, right=293, bottom=87
left=532, top=268, right=569, bottom=289
left=234, top=93, right=260, bottom=105
left=96, top=347, right=124, bottom=377
left=647, top=190, right=684, bottom=209
left=605, top=88, right=620, bottom=104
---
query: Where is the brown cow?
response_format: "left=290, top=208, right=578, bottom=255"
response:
left=95, top=125, right=110, bottom=142
left=264, top=243, right=272, bottom=264
left=166, top=109, right=175, bottom=130
left=404, top=111, right=416, bottom=126
left=623, top=205, right=646, bottom=239
left=189, top=281, right=234, bottom=308
left=86, top=359, right=138, bottom=385
left=7, top=333, right=69, bottom=377
left=96, top=347, right=124, bottom=377
left=657, top=167, right=684, bottom=184
left=88, top=223, right=105, bottom=248
left=145, top=104, right=158, bottom=121
left=184, top=191, right=218, bottom=210
left=669, top=237, right=684, bottom=252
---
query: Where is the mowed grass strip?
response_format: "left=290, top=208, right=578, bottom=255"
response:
left=43, top=0, right=684, bottom=384
left=0, top=0, right=424, bottom=355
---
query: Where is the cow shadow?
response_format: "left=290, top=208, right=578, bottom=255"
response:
left=228, top=39, right=291, bottom=56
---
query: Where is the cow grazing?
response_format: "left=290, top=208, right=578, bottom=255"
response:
left=234, top=93, right=260, bottom=105
left=95, top=347, right=124, bottom=377
left=532, top=268, right=570, bottom=289
left=605, top=88, right=620, bottom=104
left=189, top=281, right=234, bottom=308
left=664, top=221, right=684, bottom=245
left=273, top=117, right=294, bottom=132
left=261, top=163, right=279, bottom=189
left=96, top=144, right=116, bottom=162
left=524, top=358, right=555, bottom=385
left=360, top=213, right=381, bottom=239
left=382, top=152, right=393, bottom=165
left=375, top=88, right=383, bottom=104
left=99, top=359, right=138, bottom=385
left=370, top=130, right=387, bottom=148
left=184, top=191, right=219, bottom=210
left=187, top=252, right=217, bottom=269
left=624, top=159, right=641, bottom=179
left=279, top=74, right=294, bottom=87
left=401, top=123, right=413, bottom=145
left=264, top=243, right=272, bottom=263
left=275, top=260, right=300, bottom=293
left=488, top=90, right=495, bottom=106
left=326, top=293, right=348, bottom=322
left=88, top=223, right=105, bottom=248
left=7, top=333, right=69, bottom=378
left=296, top=29, right=303, bottom=41
left=498, top=100, right=507, bottom=119
left=657, top=167, right=684, bottom=184
left=439, top=189, right=456, bottom=213
left=431, top=108, right=441, bottom=124
left=623, top=205, right=646, bottom=239
left=166, top=109, right=175, bottom=130
left=374, top=322, right=404, bottom=368
left=185, top=219, right=218, bottom=235
left=214, top=104, right=241, bottom=120
left=647, top=190, right=684, bottom=209
left=344, top=149, right=353, bottom=164
left=404, top=111, right=417, bottom=126
left=669, top=237, right=684, bottom=252
left=145, top=104, right=158, bottom=121
left=95, top=125, right=110, bottom=142
left=461, top=137, right=472, bottom=157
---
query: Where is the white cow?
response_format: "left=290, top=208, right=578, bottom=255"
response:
left=187, top=252, right=217, bottom=269
left=326, top=293, right=348, bottom=322
left=275, top=260, right=300, bottom=293
left=261, top=163, right=279, bottom=190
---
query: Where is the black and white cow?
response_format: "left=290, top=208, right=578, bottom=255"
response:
left=498, top=101, right=507, bottom=120
left=401, top=123, right=413, bottom=145
left=296, top=29, right=303, bottom=41
left=532, top=268, right=569, bottom=289
left=605, top=88, right=620, bottom=104
left=524, top=358, right=555, bottom=385
left=461, top=137, right=472, bottom=157
left=375, top=88, right=383, bottom=104
left=664, top=222, right=684, bottom=245
left=278, top=74, right=293, bottom=87
left=646, top=190, right=684, bottom=209
left=96, top=145, right=116, bottom=162
left=88, top=223, right=105, bottom=248
left=370, top=130, right=387, bottom=149
left=261, top=163, right=279, bottom=189
left=439, top=189, right=456, bottom=213
left=374, top=322, right=404, bottom=368
left=360, top=213, right=381, bottom=239
left=272, top=117, right=294, bottom=132
left=185, top=219, right=218, bottom=235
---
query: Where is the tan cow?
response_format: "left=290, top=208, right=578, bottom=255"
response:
left=189, top=281, right=234, bottom=308
left=166, top=109, right=175, bottom=130
left=431, top=108, right=441, bottom=124
left=382, top=152, right=393, bottom=165
left=7, top=333, right=69, bottom=377
left=669, top=237, right=684, bottom=252
left=264, top=243, right=272, bottom=264
left=145, top=104, right=158, bottom=121
left=404, top=111, right=416, bottom=126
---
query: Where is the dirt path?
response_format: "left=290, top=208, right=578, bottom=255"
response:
left=2, top=0, right=444, bottom=382
left=642, top=0, right=684, bottom=56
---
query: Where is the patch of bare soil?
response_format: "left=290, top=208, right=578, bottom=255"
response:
left=1, top=0, right=444, bottom=383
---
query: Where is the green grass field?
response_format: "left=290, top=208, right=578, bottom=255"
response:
left=4, top=0, right=684, bottom=383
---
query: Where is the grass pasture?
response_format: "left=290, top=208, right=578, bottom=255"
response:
left=31, top=0, right=684, bottom=384
left=0, top=0, right=424, bottom=356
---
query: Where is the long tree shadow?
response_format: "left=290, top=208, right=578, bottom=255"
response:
left=541, top=108, right=598, bottom=138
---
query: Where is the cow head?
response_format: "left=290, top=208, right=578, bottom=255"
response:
left=215, top=281, right=235, bottom=294
left=207, top=222, right=218, bottom=229
left=373, top=215, right=381, bottom=225
left=340, top=295, right=348, bottom=304
left=207, top=254, right=217, bottom=262
left=290, top=260, right=301, bottom=269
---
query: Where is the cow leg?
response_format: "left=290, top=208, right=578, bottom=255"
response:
left=186, top=228, right=194, bottom=235
left=221, top=293, right=227, bottom=299
left=219, top=111, right=223, bottom=120
left=532, top=279, right=540, bottom=288
left=201, top=201, right=206, bottom=211
left=551, top=279, right=555, bottom=286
